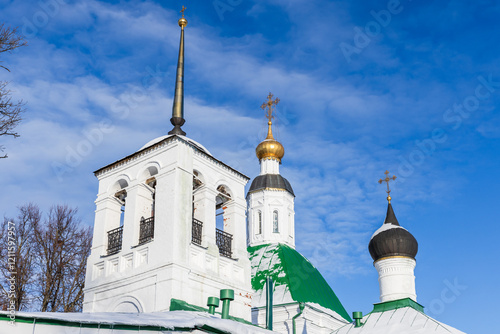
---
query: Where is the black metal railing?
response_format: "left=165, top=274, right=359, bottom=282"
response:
left=139, top=217, right=155, bottom=245
left=216, top=228, right=232, bottom=258
left=107, top=226, right=123, bottom=255
left=192, top=218, right=203, bottom=245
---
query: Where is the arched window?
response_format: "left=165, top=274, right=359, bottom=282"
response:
left=191, top=171, right=204, bottom=246
left=108, top=187, right=127, bottom=255
left=215, top=185, right=233, bottom=258
left=115, top=189, right=127, bottom=227
left=273, top=210, right=279, bottom=233
left=192, top=171, right=203, bottom=220
left=215, top=185, right=231, bottom=231
left=257, top=211, right=262, bottom=235
left=146, top=177, right=156, bottom=218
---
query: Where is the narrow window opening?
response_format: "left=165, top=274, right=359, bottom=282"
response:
left=257, top=211, right=262, bottom=235
left=215, top=185, right=231, bottom=231
left=108, top=189, right=127, bottom=255
left=216, top=205, right=225, bottom=230
left=191, top=171, right=204, bottom=245
left=273, top=210, right=279, bottom=233
left=215, top=185, right=232, bottom=258
left=146, top=177, right=156, bottom=218
left=115, top=189, right=127, bottom=227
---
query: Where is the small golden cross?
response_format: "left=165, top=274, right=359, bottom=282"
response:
left=180, top=6, right=187, bottom=18
left=261, top=92, right=280, bottom=122
left=378, top=170, right=396, bottom=203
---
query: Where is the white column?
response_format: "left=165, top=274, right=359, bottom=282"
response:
left=92, top=196, right=122, bottom=255
left=374, top=257, right=417, bottom=302
left=193, top=185, right=217, bottom=249
left=224, top=199, right=247, bottom=259
left=153, top=169, right=177, bottom=264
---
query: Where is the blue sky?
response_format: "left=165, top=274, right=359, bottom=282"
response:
left=1, top=0, right=499, bottom=332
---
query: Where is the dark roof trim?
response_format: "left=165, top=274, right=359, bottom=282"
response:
left=247, top=174, right=294, bottom=197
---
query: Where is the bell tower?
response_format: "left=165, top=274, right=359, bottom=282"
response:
left=247, top=93, right=296, bottom=249
left=82, top=8, right=252, bottom=320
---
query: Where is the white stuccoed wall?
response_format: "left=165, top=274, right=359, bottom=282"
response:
left=374, top=257, right=417, bottom=302
left=83, top=135, right=252, bottom=320
left=248, top=157, right=295, bottom=249
left=260, top=158, right=280, bottom=175
left=247, top=190, right=295, bottom=249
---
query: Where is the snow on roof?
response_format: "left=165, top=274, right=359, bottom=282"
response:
left=248, top=243, right=351, bottom=323
left=0, top=310, right=275, bottom=334
left=331, top=305, right=466, bottom=334
left=139, top=134, right=212, bottom=155
left=370, top=223, right=409, bottom=241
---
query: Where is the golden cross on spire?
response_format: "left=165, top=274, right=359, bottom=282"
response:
left=261, top=92, right=280, bottom=122
left=378, top=170, right=397, bottom=203
left=180, top=6, right=187, bottom=18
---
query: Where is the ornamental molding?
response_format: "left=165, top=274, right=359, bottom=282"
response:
left=94, top=135, right=249, bottom=182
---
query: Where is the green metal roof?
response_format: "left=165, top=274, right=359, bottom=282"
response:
left=248, top=243, right=352, bottom=322
left=170, top=299, right=254, bottom=325
left=331, top=298, right=465, bottom=334
left=371, top=297, right=424, bottom=314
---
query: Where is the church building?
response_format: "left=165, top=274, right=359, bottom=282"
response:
left=0, top=8, right=467, bottom=334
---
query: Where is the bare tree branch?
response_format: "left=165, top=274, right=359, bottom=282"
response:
left=33, top=205, right=92, bottom=312
left=0, top=204, right=40, bottom=311
left=0, top=204, right=92, bottom=312
left=0, top=24, right=27, bottom=159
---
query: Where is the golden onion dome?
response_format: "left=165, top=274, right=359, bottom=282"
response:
left=256, top=121, right=285, bottom=162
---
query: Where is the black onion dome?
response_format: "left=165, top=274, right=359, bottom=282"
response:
left=247, top=174, right=294, bottom=197
left=368, top=203, right=418, bottom=262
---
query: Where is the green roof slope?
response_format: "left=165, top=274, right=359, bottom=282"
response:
left=331, top=298, right=465, bottom=334
left=248, top=243, right=352, bottom=322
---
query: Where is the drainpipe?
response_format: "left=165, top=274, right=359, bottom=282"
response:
left=352, top=311, right=363, bottom=328
left=207, top=297, right=219, bottom=315
left=292, top=302, right=305, bottom=334
left=266, top=277, right=273, bottom=330
left=220, top=289, right=234, bottom=319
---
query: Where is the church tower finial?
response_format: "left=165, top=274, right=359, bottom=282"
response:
left=256, top=93, right=284, bottom=162
left=168, top=6, right=188, bottom=136
left=378, top=170, right=396, bottom=203
left=261, top=92, right=280, bottom=140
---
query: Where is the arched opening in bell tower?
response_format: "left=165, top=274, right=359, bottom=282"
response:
left=191, top=170, right=204, bottom=245
left=215, top=185, right=233, bottom=258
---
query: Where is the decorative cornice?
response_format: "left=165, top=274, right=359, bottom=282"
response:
left=94, top=135, right=249, bottom=182
left=373, top=255, right=417, bottom=264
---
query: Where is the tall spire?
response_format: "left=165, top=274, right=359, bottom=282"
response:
left=168, top=6, right=188, bottom=136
